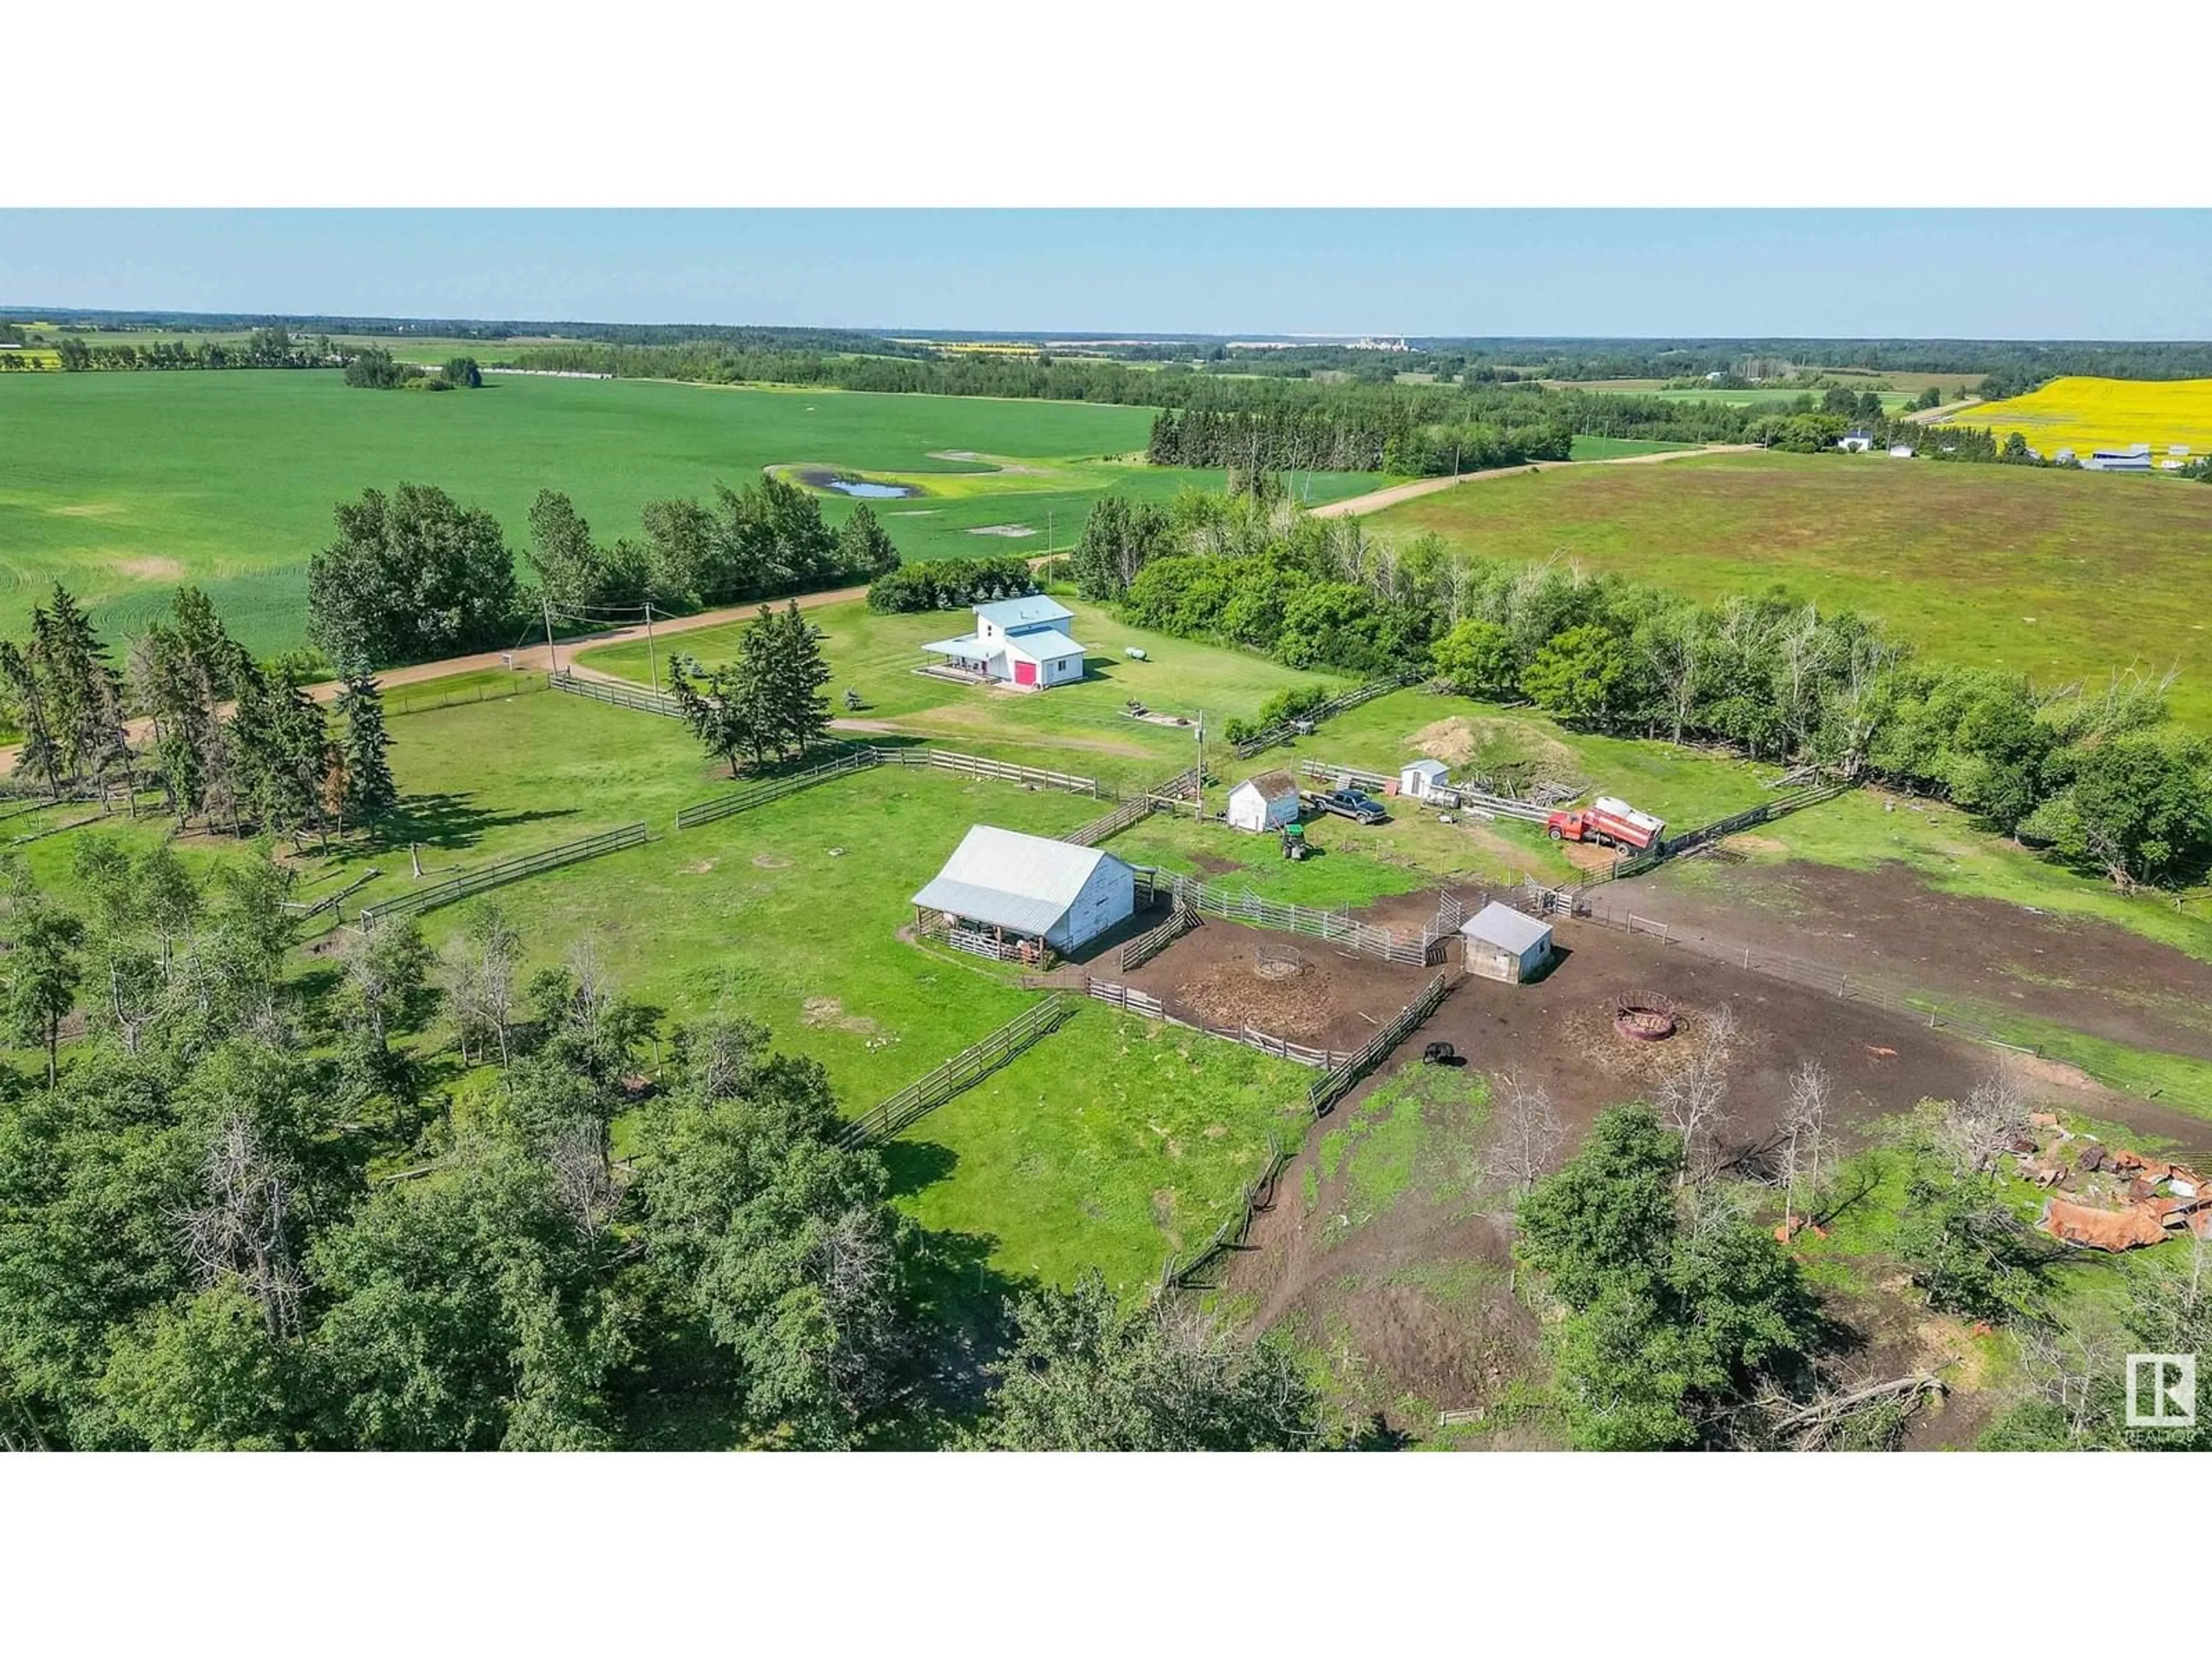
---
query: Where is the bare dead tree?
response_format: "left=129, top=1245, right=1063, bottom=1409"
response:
left=1780, top=1058, right=1834, bottom=1228
left=442, top=905, right=520, bottom=1066
left=1934, top=1070, right=2030, bottom=1180
left=1491, top=1073, right=1564, bottom=1197
left=175, top=1109, right=302, bottom=1340
left=2018, top=1321, right=2122, bottom=1446
left=548, top=1122, right=623, bottom=1236
left=1658, top=1002, right=1737, bottom=1183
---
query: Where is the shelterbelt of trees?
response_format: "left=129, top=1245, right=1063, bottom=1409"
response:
left=1059, top=484, right=2212, bottom=891
left=302, top=475, right=902, bottom=670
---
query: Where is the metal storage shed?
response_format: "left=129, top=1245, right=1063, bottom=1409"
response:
left=1399, top=758, right=1450, bottom=800
left=911, top=825, right=1135, bottom=954
left=1460, top=902, right=1554, bottom=984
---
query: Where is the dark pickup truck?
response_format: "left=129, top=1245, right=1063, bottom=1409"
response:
left=1309, top=788, right=1388, bottom=825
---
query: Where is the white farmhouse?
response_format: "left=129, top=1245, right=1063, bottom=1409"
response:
left=1226, top=770, right=1302, bottom=834
left=1837, top=429, right=1876, bottom=453
left=911, top=826, right=1135, bottom=954
left=921, top=596, right=1086, bottom=689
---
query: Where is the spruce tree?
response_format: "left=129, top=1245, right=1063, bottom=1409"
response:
left=336, top=668, right=397, bottom=826
left=833, top=503, right=902, bottom=578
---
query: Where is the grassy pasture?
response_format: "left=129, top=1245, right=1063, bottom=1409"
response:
left=582, top=593, right=1353, bottom=793
left=1959, top=374, right=2212, bottom=459
left=0, top=370, right=1372, bottom=656
left=25, top=687, right=1306, bottom=1296
left=1368, top=448, right=2212, bottom=730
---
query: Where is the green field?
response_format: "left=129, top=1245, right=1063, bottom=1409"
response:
left=0, top=370, right=1375, bottom=656
left=1369, top=449, right=2212, bottom=730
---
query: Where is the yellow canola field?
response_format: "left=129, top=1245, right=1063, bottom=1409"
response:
left=1963, top=375, right=2212, bottom=461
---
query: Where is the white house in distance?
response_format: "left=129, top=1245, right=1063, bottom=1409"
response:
left=1399, top=758, right=1450, bottom=801
left=920, top=595, right=1087, bottom=690
left=1837, top=429, right=1876, bottom=453
left=1460, top=901, right=1554, bottom=984
left=1226, top=770, right=1302, bottom=833
left=911, top=825, right=1135, bottom=954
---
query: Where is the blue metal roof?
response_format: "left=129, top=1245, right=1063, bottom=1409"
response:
left=974, top=596, right=1074, bottom=631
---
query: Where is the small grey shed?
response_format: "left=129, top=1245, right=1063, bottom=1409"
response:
left=1460, top=901, right=1554, bottom=984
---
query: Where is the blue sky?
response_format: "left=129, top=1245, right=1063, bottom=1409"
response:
left=3, top=210, right=2207, bottom=338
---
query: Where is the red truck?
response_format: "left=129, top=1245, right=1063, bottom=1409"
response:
left=1546, top=795, right=1665, bottom=853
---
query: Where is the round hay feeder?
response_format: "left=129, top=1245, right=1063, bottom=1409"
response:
left=1613, top=991, right=1678, bottom=1043
left=1252, top=939, right=1306, bottom=981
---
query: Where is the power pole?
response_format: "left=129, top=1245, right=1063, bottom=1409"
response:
left=643, top=599, right=660, bottom=695
left=541, top=596, right=559, bottom=675
left=1195, top=710, right=1205, bottom=820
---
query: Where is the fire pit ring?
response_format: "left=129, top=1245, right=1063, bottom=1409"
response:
left=1613, top=991, right=1679, bottom=1042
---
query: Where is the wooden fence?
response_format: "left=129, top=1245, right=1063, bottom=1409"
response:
left=282, top=869, right=380, bottom=921
left=839, top=995, right=1074, bottom=1148
left=673, top=748, right=880, bottom=830
left=1230, top=671, right=1422, bottom=759
left=1158, top=1131, right=1291, bottom=1291
left=674, top=744, right=1105, bottom=832
left=1063, top=795, right=1156, bottom=847
left=1118, top=903, right=1198, bottom=971
left=1306, top=970, right=1454, bottom=1116
left=549, top=669, right=685, bottom=719
left=1080, top=975, right=1343, bottom=1067
left=1574, top=780, right=1849, bottom=889
left=358, top=822, right=650, bottom=925
left=873, top=748, right=1106, bottom=796
left=388, top=673, right=550, bottom=721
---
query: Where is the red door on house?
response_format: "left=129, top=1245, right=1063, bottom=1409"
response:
left=1014, top=660, right=1037, bottom=686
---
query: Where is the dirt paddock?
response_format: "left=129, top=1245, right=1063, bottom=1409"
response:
left=1113, top=919, right=1434, bottom=1051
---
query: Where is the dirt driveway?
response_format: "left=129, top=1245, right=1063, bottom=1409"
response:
left=1310, top=444, right=1762, bottom=518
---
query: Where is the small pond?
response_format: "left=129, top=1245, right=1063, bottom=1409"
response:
left=794, top=467, right=919, bottom=499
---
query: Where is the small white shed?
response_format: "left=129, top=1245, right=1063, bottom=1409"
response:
left=1226, top=770, right=1302, bottom=834
left=1399, top=758, right=1450, bottom=801
left=1460, top=902, right=1554, bottom=984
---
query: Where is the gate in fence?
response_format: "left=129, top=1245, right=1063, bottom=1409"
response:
left=550, top=669, right=686, bottom=719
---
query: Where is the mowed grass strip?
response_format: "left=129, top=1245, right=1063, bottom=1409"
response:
left=1369, top=449, right=2212, bottom=730
left=0, top=370, right=1375, bottom=655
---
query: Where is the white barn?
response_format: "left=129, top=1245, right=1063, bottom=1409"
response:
left=1226, top=770, right=1302, bottom=834
left=920, top=595, right=1086, bottom=690
left=1399, top=758, right=1450, bottom=801
left=911, top=825, right=1135, bottom=953
left=1460, top=902, right=1554, bottom=984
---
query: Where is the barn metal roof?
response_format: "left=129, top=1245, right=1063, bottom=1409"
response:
left=974, top=595, right=1074, bottom=630
left=911, top=826, right=1130, bottom=937
left=1461, top=901, right=1552, bottom=955
left=1402, top=758, right=1449, bottom=778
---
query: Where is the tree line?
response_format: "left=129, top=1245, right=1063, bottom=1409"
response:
left=1070, top=486, right=2212, bottom=889
left=52, top=326, right=337, bottom=373
left=0, top=585, right=395, bottom=851
left=305, top=475, right=903, bottom=671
